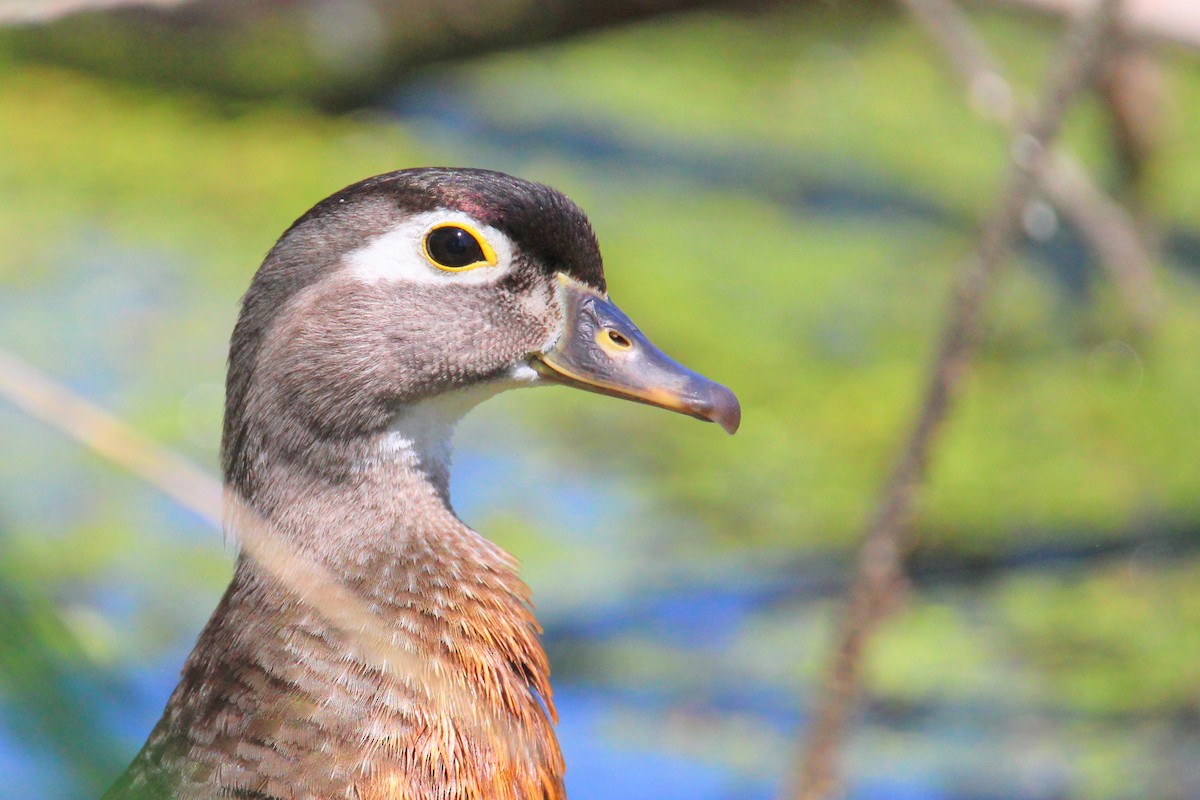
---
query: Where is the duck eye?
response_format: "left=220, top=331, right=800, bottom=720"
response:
left=423, top=224, right=497, bottom=271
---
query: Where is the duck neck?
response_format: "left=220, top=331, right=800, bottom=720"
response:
left=237, top=388, right=493, bottom=563
left=213, top=390, right=565, bottom=799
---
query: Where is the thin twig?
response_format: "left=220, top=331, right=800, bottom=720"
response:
left=898, top=0, right=1161, bottom=331
left=0, top=345, right=544, bottom=769
left=787, top=2, right=1126, bottom=798
left=0, top=348, right=223, bottom=526
left=898, top=0, right=1016, bottom=121
left=1041, top=151, right=1160, bottom=324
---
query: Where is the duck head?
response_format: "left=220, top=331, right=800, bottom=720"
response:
left=223, top=168, right=738, bottom=498
left=104, top=168, right=741, bottom=800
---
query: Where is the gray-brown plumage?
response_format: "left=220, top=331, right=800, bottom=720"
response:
left=103, top=168, right=738, bottom=800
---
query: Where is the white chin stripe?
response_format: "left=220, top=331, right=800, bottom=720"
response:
left=506, top=362, right=542, bottom=385
left=344, top=209, right=516, bottom=286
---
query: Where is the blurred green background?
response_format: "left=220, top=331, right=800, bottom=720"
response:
left=0, top=1, right=1198, bottom=798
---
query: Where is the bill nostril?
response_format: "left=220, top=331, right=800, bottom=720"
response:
left=604, top=329, right=632, bottom=349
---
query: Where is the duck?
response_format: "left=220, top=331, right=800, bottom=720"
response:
left=101, top=167, right=739, bottom=800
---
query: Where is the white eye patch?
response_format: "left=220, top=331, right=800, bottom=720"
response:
left=344, top=209, right=516, bottom=286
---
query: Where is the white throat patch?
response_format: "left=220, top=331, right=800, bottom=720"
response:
left=374, top=365, right=542, bottom=474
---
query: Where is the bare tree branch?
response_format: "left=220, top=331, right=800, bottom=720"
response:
left=899, top=0, right=1161, bottom=331
left=1097, top=42, right=1166, bottom=203
left=786, top=2, right=1127, bottom=798
left=0, top=0, right=191, bottom=24
left=0, top=0, right=783, bottom=109
left=987, top=0, right=1200, bottom=51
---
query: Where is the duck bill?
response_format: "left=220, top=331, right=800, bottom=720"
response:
left=531, top=274, right=740, bottom=434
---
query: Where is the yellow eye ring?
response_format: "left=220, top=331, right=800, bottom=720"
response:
left=422, top=223, right=499, bottom=272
